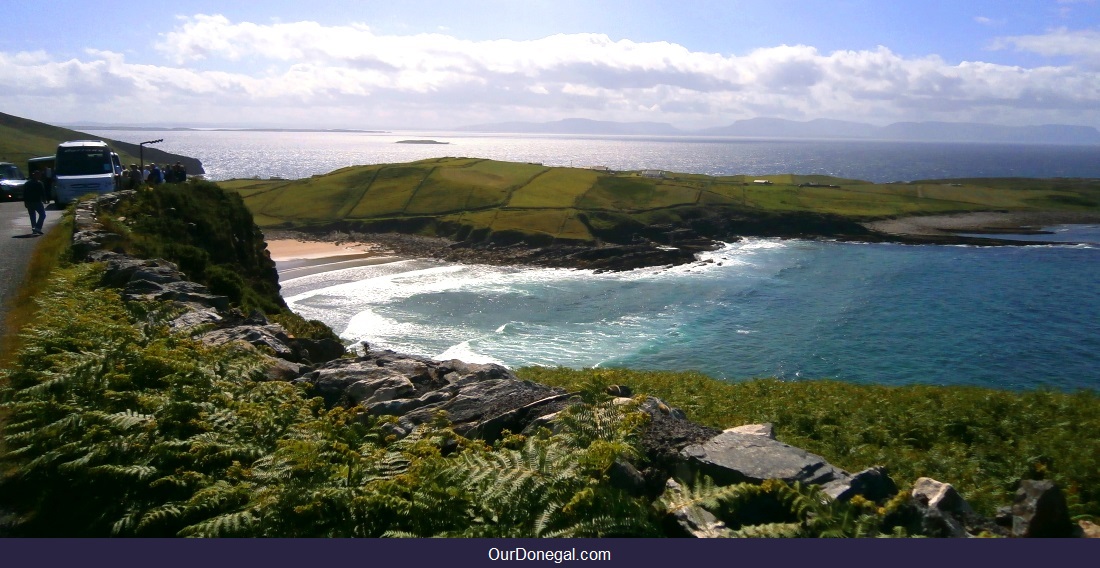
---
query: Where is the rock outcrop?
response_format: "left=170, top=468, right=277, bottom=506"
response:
left=678, top=429, right=850, bottom=487
left=1010, top=480, right=1077, bottom=538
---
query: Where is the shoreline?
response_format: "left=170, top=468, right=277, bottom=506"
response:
left=266, top=236, right=406, bottom=279
left=861, top=211, right=1100, bottom=238
left=264, top=211, right=1100, bottom=278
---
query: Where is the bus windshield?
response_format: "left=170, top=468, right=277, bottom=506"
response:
left=56, top=147, right=113, bottom=176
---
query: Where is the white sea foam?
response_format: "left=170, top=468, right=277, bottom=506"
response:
left=435, top=341, right=508, bottom=366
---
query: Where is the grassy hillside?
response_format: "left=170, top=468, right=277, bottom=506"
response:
left=0, top=112, right=203, bottom=174
left=222, top=157, right=1100, bottom=244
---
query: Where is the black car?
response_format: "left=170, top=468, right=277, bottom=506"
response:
left=1, top=162, right=26, bottom=201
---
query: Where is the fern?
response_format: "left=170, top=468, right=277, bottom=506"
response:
left=729, top=522, right=803, bottom=538
left=658, top=477, right=890, bottom=538
left=433, top=402, right=657, bottom=537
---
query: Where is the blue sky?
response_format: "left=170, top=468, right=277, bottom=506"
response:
left=2, top=0, right=1099, bottom=129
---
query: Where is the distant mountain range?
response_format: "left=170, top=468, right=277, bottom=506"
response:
left=66, top=125, right=389, bottom=134
left=454, top=117, right=1100, bottom=145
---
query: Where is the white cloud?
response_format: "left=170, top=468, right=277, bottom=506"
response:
left=991, top=27, right=1100, bottom=60
left=1, top=14, right=1099, bottom=128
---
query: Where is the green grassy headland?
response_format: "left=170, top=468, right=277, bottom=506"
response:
left=221, top=157, right=1100, bottom=245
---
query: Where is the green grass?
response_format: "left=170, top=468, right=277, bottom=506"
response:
left=222, top=158, right=1100, bottom=246
left=507, top=168, right=596, bottom=208
left=0, top=111, right=197, bottom=173
left=516, top=366, right=1100, bottom=520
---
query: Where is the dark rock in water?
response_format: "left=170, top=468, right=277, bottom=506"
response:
left=395, top=139, right=449, bottom=144
left=1012, top=480, right=1076, bottom=538
left=678, top=430, right=850, bottom=487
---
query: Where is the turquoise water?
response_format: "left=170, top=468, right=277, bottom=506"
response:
left=282, top=232, right=1100, bottom=391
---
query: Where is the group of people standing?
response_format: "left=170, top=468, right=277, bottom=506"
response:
left=119, top=161, right=187, bottom=190
left=21, top=161, right=188, bottom=236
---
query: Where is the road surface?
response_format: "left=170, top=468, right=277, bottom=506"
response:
left=0, top=201, right=63, bottom=331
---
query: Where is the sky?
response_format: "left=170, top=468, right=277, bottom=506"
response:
left=2, top=0, right=1099, bottom=130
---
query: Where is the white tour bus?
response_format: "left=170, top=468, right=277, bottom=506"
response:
left=52, top=140, right=120, bottom=205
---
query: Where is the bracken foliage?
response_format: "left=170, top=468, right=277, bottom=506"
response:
left=5, top=264, right=1016, bottom=538
left=518, top=366, right=1100, bottom=520
left=660, top=477, right=902, bottom=538
left=0, top=268, right=658, bottom=537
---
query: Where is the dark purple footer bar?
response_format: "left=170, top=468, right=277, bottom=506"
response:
left=0, top=538, right=1093, bottom=568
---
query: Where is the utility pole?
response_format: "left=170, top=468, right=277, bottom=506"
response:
left=139, top=139, right=163, bottom=171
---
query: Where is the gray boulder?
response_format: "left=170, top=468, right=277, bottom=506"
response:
left=678, top=430, right=851, bottom=487
left=123, top=279, right=231, bottom=311
left=398, top=377, right=566, bottom=438
left=168, top=308, right=224, bottom=332
left=200, top=324, right=298, bottom=361
left=823, top=466, right=898, bottom=503
left=1011, top=480, right=1076, bottom=538
left=909, top=477, right=974, bottom=538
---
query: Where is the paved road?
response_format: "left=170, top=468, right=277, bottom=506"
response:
left=0, top=201, right=63, bottom=331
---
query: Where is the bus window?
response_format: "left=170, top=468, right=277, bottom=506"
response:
left=56, top=147, right=113, bottom=176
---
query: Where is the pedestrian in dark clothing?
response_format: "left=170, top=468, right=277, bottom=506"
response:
left=150, top=164, right=163, bottom=186
left=23, top=170, right=46, bottom=235
left=172, top=162, right=186, bottom=183
left=129, top=164, right=143, bottom=189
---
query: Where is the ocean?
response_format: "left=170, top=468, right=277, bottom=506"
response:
left=87, top=129, right=1100, bottom=183
left=89, top=129, right=1100, bottom=391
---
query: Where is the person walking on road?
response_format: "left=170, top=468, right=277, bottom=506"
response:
left=23, top=170, right=47, bottom=235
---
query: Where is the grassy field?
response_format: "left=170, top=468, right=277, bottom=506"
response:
left=0, top=112, right=199, bottom=173
left=220, top=158, right=1100, bottom=244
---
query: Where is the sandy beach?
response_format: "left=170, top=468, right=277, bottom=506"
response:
left=862, top=211, right=1100, bottom=237
left=267, top=237, right=404, bottom=280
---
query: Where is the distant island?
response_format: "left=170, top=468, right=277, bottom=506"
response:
left=396, top=139, right=449, bottom=144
